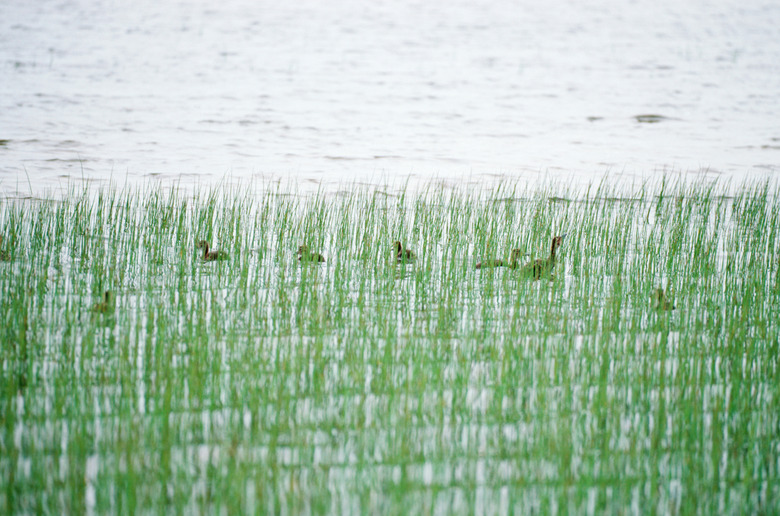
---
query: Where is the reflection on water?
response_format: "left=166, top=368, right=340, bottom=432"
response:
left=1, top=0, right=780, bottom=196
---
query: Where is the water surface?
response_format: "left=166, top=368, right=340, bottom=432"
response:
left=1, top=0, right=779, bottom=194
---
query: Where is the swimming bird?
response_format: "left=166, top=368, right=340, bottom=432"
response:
left=505, top=249, right=525, bottom=269
left=297, top=244, right=325, bottom=263
left=653, top=288, right=675, bottom=311
left=393, top=241, right=416, bottom=263
left=519, top=235, right=565, bottom=280
left=0, top=235, right=11, bottom=262
left=197, top=240, right=229, bottom=262
left=477, top=248, right=525, bottom=270
left=476, top=257, right=504, bottom=269
left=92, top=290, right=114, bottom=313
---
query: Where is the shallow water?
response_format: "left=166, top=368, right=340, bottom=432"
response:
left=1, top=183, right=778, bottom=514
left=1, top=0, right=779, bottom=196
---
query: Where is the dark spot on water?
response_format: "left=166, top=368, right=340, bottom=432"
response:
left=586, top=116, right=603, bottom=122
left=0, top=139, right=10, bottom=146
left=635, top=114, right=668, bottom=123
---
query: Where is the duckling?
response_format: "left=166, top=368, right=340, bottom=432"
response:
left=476, top=258, right=504, bottom=269
left=92, top=290, right=114, bottom=313
left=297, top=244, right=325, bottom=263
left=393, top=241, right=416, bottom=263
left=477, top=248, right=525, bottom=270
left=653, top=288, right=675, bottom=311
left=0, top=235, right=11, bottom=262
left=519, top=235, right=565, bottom=280
left=197, top=240, right=229, bottom=262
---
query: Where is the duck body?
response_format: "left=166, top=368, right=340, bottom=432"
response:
left=477, top=249, right=524, bottom=270
left=197, top=240, right=229, bottom=262
left=92, top=290, right=114, bottom=313
left=519, top=235, right=564, bottom=280
left=297, top=245, right=325, bottom=263
left=505, top=249, right=524, bottom=269
left=393, top=241, right=416, bottom=263
left=476, top=259, right=504, bottom=269
left=654, top=288, right=675, bottom=310
left=0, top=235, right=11, bottom=262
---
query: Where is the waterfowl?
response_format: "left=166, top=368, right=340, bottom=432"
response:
left=0, top=235, right=11, bottom=262
left=197, top=240, right=229, bottom=262
left=297, top=244, right=325, bottom=263
left=393, top=241, right=416, bottom=263
left=92, top=290, right=114, bottom=313
left=476, top=258, right=504, bottom=269
left=519, top=235, right=565, bottom=280
left=653, top=288, right=675, bottom=311
left=506, top=249, right=525, bottom=269
left=477, top=249, right=524, bottom=270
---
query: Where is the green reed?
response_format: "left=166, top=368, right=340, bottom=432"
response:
left=1, top=178, right=778, bottom=514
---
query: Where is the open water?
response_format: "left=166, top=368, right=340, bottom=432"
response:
left=1, top=0, right=779, bottom=195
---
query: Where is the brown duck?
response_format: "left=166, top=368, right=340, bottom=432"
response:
left=393, top=241, right=416, bottom=263
left=92, top=290, right=114, bottom=313
left=653, top=288, right=675, bottom=310
left=297, top=244, right=325, bottom=263
left=518, top=235, right=565, bottom=279
left=0, top=235, right=12, bottom=262
left=197, top=240, right=229, bottom=261
left=477, top=248, right=525, bottom=270
left=476, top=257, right=504, bottom=269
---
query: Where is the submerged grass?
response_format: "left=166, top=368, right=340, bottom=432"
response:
left=1, top=179, right=779, bottom=514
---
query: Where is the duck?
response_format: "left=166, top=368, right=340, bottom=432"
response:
left=519, top=235, right=565, bottom=280
left=476, top=248, right=524, bottom=270
left=476, top=257, right=504, bottom=269
left=92, top=290, right=114, bottom=313
left=197, top=240, right=229, bottom=261
left=0, top=235, right=11, bottom=262
left=653, top=288, right=675, bottom=311
left=297, top=244, right=325, bottom=263
left=393, top=241, right=416, bottom=263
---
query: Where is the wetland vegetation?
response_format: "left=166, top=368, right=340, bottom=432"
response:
left=1, top=178, right=778, bottom=514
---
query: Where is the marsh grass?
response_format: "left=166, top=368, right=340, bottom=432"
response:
left=1, top=178, right=779, bottom=514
